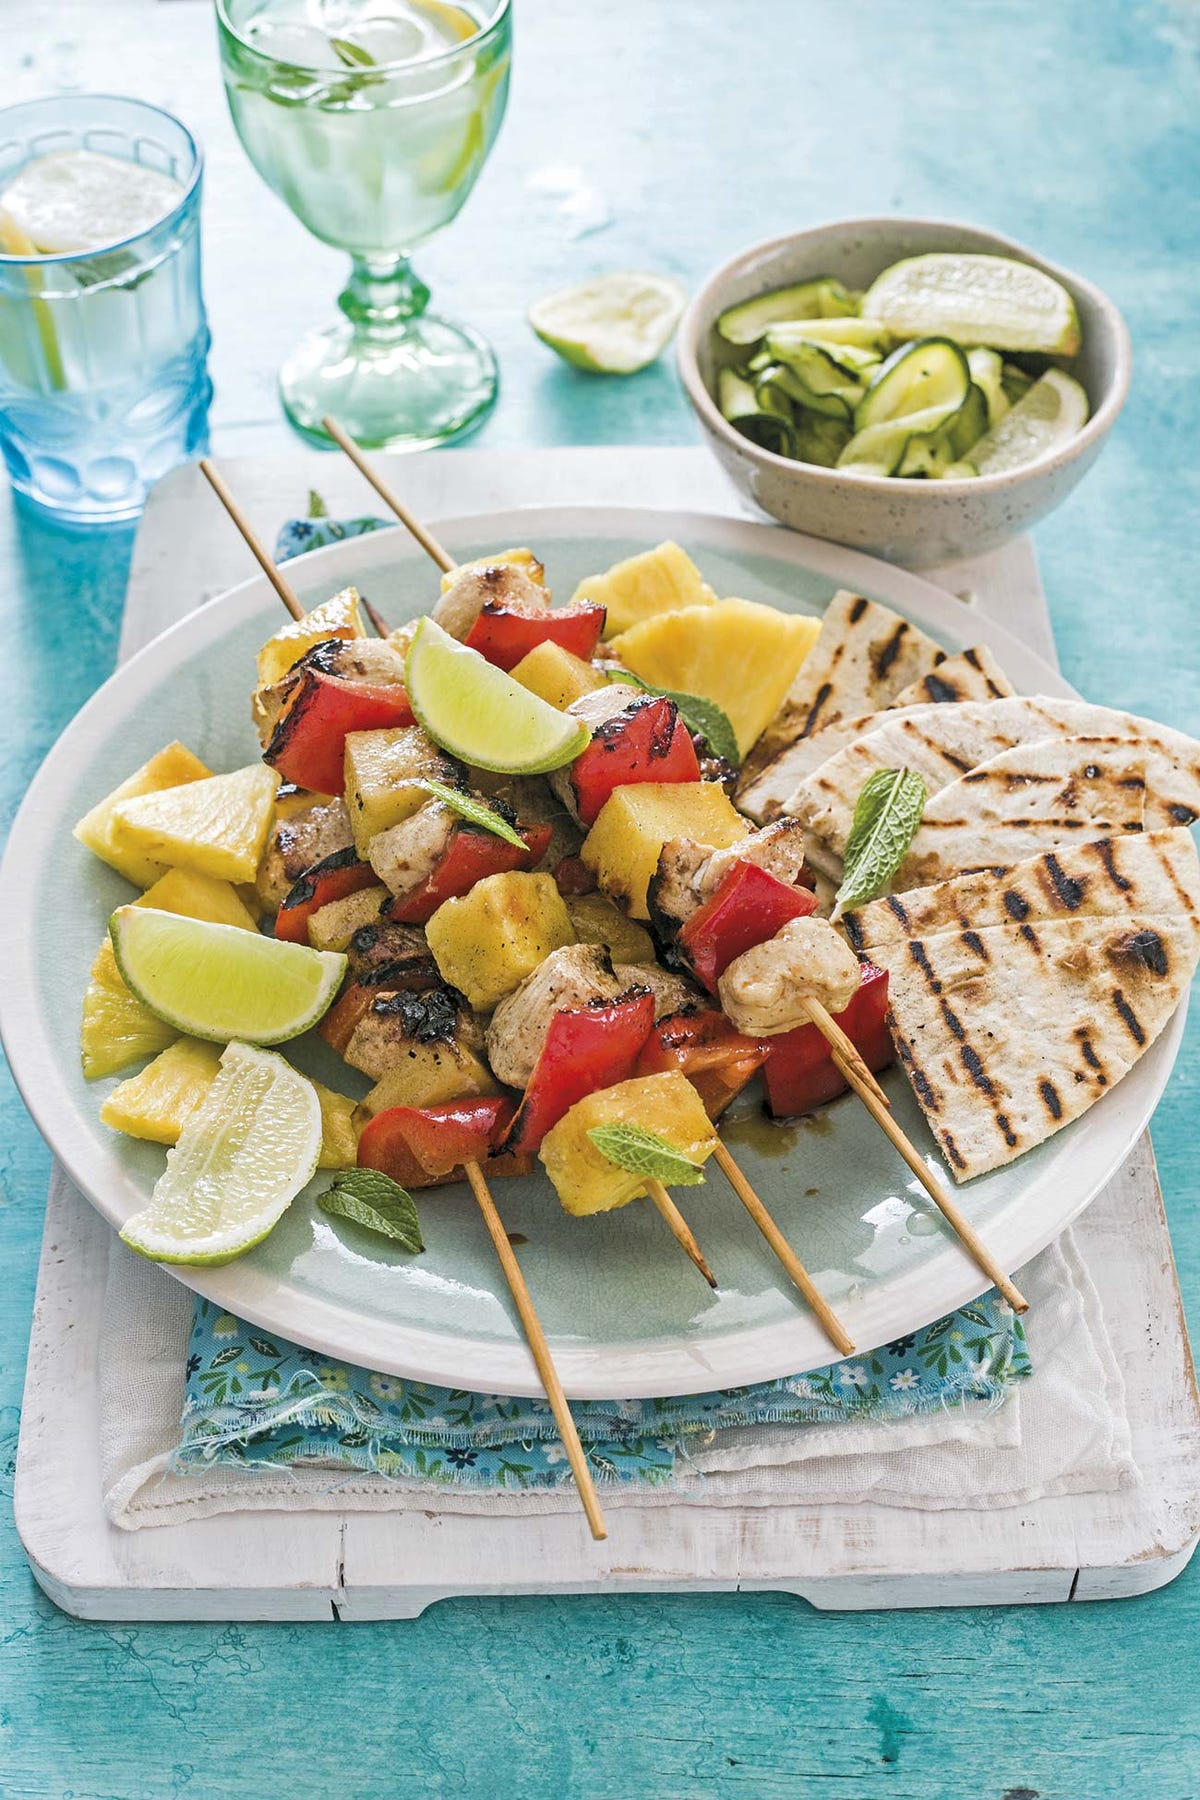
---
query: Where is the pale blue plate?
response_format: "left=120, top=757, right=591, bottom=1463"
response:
left=0, top=507, right=1181, bottom=1396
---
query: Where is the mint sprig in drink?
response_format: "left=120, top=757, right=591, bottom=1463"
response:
left=217, top=0, right=511, bottom=448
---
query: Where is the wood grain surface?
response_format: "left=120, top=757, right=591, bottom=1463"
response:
left=1, top=1, right=1199, bottom=1795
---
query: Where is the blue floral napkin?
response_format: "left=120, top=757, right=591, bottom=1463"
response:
left=171, top=509, right=1029, bottom=1493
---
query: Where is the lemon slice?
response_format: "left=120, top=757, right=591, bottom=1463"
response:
left=405, top=617, right=590, bottom=773
left=959, top=369, right=1089, bottom=476
left=863, top=253, right=1081, bottom=357
left=0, top=150, right=182, bottom=254
left=119, top=1043, right=321, bottom=1265
left=111, top=907, right=346, bottom=1045
left=529, top=273, right=687, bottom=374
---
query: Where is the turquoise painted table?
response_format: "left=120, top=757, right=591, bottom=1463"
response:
left=2, top=1, right=1199, bottom=1793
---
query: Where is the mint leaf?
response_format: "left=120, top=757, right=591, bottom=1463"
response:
left=587, top=1123, right=706, bottom=1185
left=417, top=779, right=526, bottom=849
left=329, top=36, right=377, bottom=66
left=833, top=767, right=927, bottom=919
left=306, top=488, right=329, bottom=519
left=317, top=1169, right=423, bottom=1253
left=612, top=671, right=741, bottom=767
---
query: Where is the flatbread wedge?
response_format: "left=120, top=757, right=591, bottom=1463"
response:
left=737, top=590, right=946, bottom=813
left=795, top=696, right=1200, bottom=865
left=845, top=830, right=1200, bottom=1181
left=896, top=738, right=1148, bottom=889
left=743, top=645, right=1016, bottom=824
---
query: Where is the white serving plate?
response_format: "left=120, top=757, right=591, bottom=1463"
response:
left=0, top=507, right=1183, bottom=1396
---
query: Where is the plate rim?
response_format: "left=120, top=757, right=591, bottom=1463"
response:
left=0, top=503, right=1183, bottom=1397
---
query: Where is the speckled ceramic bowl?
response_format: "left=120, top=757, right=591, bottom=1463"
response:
left=677, top=218, right=1131, bottom=567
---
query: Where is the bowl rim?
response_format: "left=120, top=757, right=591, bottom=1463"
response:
left=676, top=214, right=1132, bottom=494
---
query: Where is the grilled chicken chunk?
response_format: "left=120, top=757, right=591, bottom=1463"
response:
left=433, top=562, right=549, bottom=641
left=612, top=962, right=702, bottom=1021
left=343, top=985, right=484, bottom=1081
left=486, top=943, right=641, bottom=1089
left=346, top=919, right=440, bottom=989
left=718, top=917, right=861, bottom=1035
left=367, top=800, right=458, bottom=898
left=257, top=797, right=354, bottom=909
left=649, top=819, right=810, bottom=937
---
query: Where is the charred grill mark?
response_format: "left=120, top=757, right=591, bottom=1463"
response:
left=995, top=1113, right=1018, bottom=1147
left=1020, top=923, right=1040, bottom=949
left=1003, top=889, right=1030, bottom=921
left=873, top=622, right=908, bottom=681
left=940, top=1001, right=966, bottom=1039
left=1095, top=838, right=1132, bottom=891
left=1077, top=1032, right=1107, bottom=1085
left=371, top=986, right=462, bottom=1042
left=842, top=912, right=864, bottom=952
left=960, top=1043, right=994, bottom=1095
left=801, top=680, right=834, bottom=738
left=923, top=673, right=961, bottom=704
left=648, top=703, right=679, bottom=759
left=1043, top=854, right=1085, bottom=911
left=1111, top=987, right=1146, bottom=1046
left=907, top=939, right=942, bottom=994
left=849, top=596, right=869, bottom=624
left=939, top=749, right=973, bottom=773
left=964, top=647, right=982, bottom=670
left=1120, top=927, right=1169, bottom=976
left=908, top=1060, right=940, bottom=1111
left=279, top=844, right=363, bottom=911
left=886, top=894, right=910, bottom=926
left=1120, top=774, right=1147, bottom=789
left=1039, top=1079, right=1064, bottom=1121
left=962, top=929, right=988, bottom=959
left=985, top=678, right=1004, bottom=698
left=1169, top=803, right=1198, bottom=825
left=941, top=1131, right=967, bottom=1171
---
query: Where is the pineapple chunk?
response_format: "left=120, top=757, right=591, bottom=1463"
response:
left=567, top=893, right=656, bottom=964
left=439, top=548, right=546, bottom=592
left=315, top=1082, right=361, bottom=1169
left=344, top=726, right=457, bottom=859
left=73, top=742, right=212, bottom=887
left=307, top=884, right=389, bottom=952
left=354, top=1043, right=499, bottom=1125
left=540, top=1072, right=718, bottom=1216
left=581, top=783, right=750, bottom=920
left=134, top=867, right=259, bottom=931
left=572, top=542, right=717, bottom=639
left=108, top=763, right=280, bottom=884
left=80, top=940, right=176, bottom=1079
left=426, top=872, right=575, bottom=1010
left=255, top=586, right=364, bottom=690
left=511, top=640, right=606, bottom=711
left=612, top=599, right=822, bottom=759
left=100, top=1037, right=223, bottom=1142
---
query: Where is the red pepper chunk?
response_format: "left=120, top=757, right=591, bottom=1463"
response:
left=680, top=861, right=820, bottom=994
left=763, top=963, right=893, bottom=1119
left=465, top=600, right=605, bottom=672
left=274, top=846, right=379, bottom=944
left=358, top=1096, right=519, bottom=1189
left=570, top=696, right=701, bottom=827
left=265, top=668, right=414, bottom=795
left=635, top=1009, right=770, bottom=1121
left=506, top=992, right=657, bottom=1155
left=383, top=820, right=554, bottom=925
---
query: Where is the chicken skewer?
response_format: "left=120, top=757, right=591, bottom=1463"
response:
left=323, top=422, right=859, bottom=1350
left=199, top=455, right=608, bottom=1542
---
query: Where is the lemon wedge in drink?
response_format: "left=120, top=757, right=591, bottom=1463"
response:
left=863, top=253, right=1081, bottom=357
left=110, top=907, right=346, bottom=1045
left=1, top=149, right=182, bottom=254
left=959, top=369, right=1089, bottom=476
left=405, top=617, right=590, bottom=772
left=529, top=273, right=687, bottom=374
left=119, top=1043, right=322, bottom=1266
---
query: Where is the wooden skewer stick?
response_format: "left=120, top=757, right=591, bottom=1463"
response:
left=464, top=1161, right=607, bottom=1540
left=643, top=1180, right=718, bottom=1289
left=712, top=1143, right=853, bottom=1355
left=199, top=457, right=607, bottom=1539
left=361, top=596, right=393, bottom=640
left=322, top=415, right=456, bottom=573
left=199, top=458, right=305, bottom=622
left=833, top=1065, right=1029, bottom=1314
left=803, top=998, right=891, bottom=1111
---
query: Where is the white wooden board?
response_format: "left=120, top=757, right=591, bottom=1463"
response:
left=14, top=448, right=1200, bottom=1618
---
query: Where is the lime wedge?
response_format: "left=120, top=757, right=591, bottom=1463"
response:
left=405, top=617, right=590, bottom=773
left=959, top=369, right=1089, bottom=476
left=863, top=254, right=1081, bottom=357
left=110, top=907, right=346, bottom=1045
left=529, top=273, right=687, bottom=374
left=119, top=1043, right=321, bottom=1265
left=1, top=150, right=183, bottom=254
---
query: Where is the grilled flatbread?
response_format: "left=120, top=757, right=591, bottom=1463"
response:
left=738, top=590, right=946, bottom=808
left=895, top=738, right=1148, bottom=888
left=742, top=645, right=1016, bottom=823
left=845, top=830, right=1200, bottom=1180
left=795, top=697, right=1200, bottom=862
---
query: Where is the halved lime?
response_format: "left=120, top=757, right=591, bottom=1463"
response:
left=529, top=273, right=686, bottom=374
left=110, top=907, right=346, bottom=1045
left=2, top=150, right=182, bottom=254
left=119, top=1043, right=321, bottom=1266
left=405, top=617, right=590, bottom=773
left=958, top=369, right=1089, bottom=476
left=863, top=253, right=1081, bottom=357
